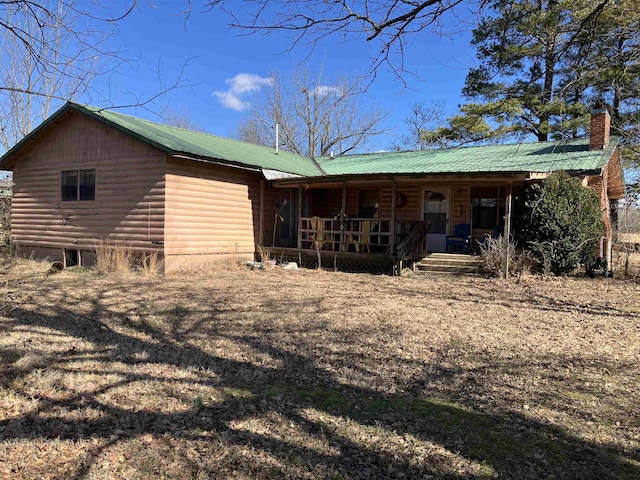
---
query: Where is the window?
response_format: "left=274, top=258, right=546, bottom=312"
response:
left=61, top=169, right=95, bottom=201
left=471, top=187, right=505, bottom=229
left=358, top=190, right=380, bottom=218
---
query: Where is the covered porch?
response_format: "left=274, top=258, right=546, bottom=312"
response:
left=261, top=174, right=524, bottom=273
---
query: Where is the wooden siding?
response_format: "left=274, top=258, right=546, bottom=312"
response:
left=450, top=186, right=471, bottom=228
left=164, top=158, right=261, bottom=268
left=10, top=110, right=166, bottom=255
left=339, top=182, right=473, bottom=228
left=308, top=188, right=342, bottom=216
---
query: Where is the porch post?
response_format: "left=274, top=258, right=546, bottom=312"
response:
left=297, top=186, right=303, bottom=249
left=391, top=178, right=398, bottom=275
left=503, top=182, right=513, bottom=279
left=341, top=182, right=347, bottom=251
left=390, top=178, right=397, bottom=252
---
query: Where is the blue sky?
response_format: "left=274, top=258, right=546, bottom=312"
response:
left=89, top=2, right=478, bottom=151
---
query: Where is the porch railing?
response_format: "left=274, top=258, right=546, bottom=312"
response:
left=298, top=217, right=428, bottom=256
left=299, top=217, right=393, bottom=254
left=395, top=221, right=429, bottom=259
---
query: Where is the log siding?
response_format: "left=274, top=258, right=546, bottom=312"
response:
left=10, top=111, right=165, bottom=262
left=164, top=158, right=262, bottom=271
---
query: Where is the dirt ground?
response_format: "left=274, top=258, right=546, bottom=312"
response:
left=1, top=260, right=639, bottom=479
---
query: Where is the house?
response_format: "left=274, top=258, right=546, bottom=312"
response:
left=0, top=102, right=624, bottom=273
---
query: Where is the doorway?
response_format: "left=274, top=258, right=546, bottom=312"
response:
left=422, top=188, right=449, bottom=252
left=274, top=189, right=296, bottom=247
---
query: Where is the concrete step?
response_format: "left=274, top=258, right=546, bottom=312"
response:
left=415, top=253, right=484, bottom=276
left=416, top=264, right=482, bottom=275
left=420, top=253, right=481, bottom=263
left=418, top=259, right=482, bottom=268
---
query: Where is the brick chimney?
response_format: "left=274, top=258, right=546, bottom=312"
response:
left=589, top=107, right=611, bottom=150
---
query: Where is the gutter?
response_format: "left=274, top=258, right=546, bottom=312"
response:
left=272, top=171, right=532, bottom=186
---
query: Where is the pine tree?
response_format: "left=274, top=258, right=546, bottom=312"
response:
left=425, top=0, right=640, bottom=149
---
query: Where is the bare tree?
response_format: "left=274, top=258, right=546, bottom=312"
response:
left=394, top=100, right=447, bottom=150
left=163, top=108, right=208, bottom=132
left=0, top=177, right=11, bottom=246
left=235, top=68, right=389, bottom=157
left=208, top=1, right=476, bottom=82
left=0, top=1, right=105, bottom=150
left=234, top=117, right=273, bottom=148
left=0, top=1, right=191, bottom=154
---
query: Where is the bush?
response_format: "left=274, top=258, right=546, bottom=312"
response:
left=515, top=171, right=604, bottom=275
left=478, top=234, right=532, bottom=278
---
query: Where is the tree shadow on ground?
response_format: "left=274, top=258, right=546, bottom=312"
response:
left=0, top=289, right=638, bottom=479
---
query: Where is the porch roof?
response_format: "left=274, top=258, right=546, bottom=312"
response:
left=314, top=138, right=618, bottom=177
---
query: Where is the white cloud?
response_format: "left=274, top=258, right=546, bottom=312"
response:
left=313, top=85, right=342, bottom=97
left=213, top=73, right=273, bottom=112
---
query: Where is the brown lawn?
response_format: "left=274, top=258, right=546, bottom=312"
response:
left=1, top=260, right=639, bottom=479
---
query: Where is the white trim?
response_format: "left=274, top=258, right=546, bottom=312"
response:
left=421, top=187, right=450, bottom=252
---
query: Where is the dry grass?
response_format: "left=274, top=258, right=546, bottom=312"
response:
left=613, top=246, right=640, bottom=278
left=619, top=232, right=640, bottom=244
left=94, top=240, right=162, bottom=276
left=478, top=235, right=533, bottom=277
left=1, top=259, right=639, bottom=479
left=93, top=240, right=136, bottom=274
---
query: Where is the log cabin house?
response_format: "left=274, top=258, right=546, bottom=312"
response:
left=0, top=102, right=625, bottom=273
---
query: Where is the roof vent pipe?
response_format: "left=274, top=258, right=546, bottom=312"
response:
left=275, top=124, right=279, bottom=154
left=330, top=151, right=334, bottom=159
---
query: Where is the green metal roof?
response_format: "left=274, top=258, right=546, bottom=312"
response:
left=0, top=102, right=618, bottom=180
left=76, top=104, right=322, bottom=177
left=0, top=102, right=321, bottom=177
left=316, top=139, right=616, bottom=177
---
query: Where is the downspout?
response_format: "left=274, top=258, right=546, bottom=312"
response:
left=259, top=180, right=265, bottom=246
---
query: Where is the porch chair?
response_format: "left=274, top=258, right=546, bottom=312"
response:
left=360, top=220, right=372, bottom=253
left=446, top=223, right=471, bottom=253
left=309, top=216, right=324, bottom=250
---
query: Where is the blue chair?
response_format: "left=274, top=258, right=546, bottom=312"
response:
left=446, top=223, right=471, bottom=253
left=478, top=225, right=504, bottom=244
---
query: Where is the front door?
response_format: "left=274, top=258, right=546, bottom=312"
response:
left=422, top=188, right=449, bottom=252
left=274, top=189, right=296, bottom=247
